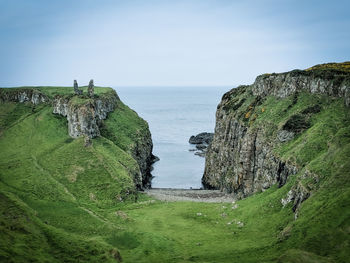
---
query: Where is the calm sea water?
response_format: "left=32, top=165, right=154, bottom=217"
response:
left=115, top=86, right=230, bottom=189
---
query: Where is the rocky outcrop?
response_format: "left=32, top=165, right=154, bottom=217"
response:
left=0, top=88, right=48, bottom=105
left=203, top=63, right=349, bottom=200
left=281, top=169, right=319, bottom=218
left=53, top=92, right=118, bottom=138
left=281, top=183, right=310, bottom=219
left=189, top=132, right=214, bottom=145
left=252, top=68, right=350, bottom=107
left=52, top=96, right=69, bottom=116
left=65, top=100, right=101, bottom=138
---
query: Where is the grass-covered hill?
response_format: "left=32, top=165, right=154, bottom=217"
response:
left=0, top=86, right=154, bottom=262
left=1, top=62, right=349, bottom=263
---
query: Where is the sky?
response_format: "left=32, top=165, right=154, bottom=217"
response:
left=0, top=0, right=349, bottom=87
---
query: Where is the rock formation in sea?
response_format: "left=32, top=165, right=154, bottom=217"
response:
left=189, top=132, right=214, bottom=157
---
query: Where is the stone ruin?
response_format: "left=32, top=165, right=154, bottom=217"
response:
left=73, top=80, right=82, bottom=95
left=88, top=79, right=94, bottom=98
left=73, top=79, right=94, bottom=97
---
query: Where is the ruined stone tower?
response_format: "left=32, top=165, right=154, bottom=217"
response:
left=88, top=79, right=94, bottom=98
left=73, top=80, right=82, bottom=95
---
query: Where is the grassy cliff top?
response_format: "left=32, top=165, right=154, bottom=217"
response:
left=305, top=61, right=350, bottom=72
left=0, top=86, right=114, bottom=98
left=260, top=61, right=350, bottom=80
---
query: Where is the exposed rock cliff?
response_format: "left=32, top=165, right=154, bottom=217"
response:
left=0, top=88, right=48, bottom=104
left=131, top=129, right=156, bottom=188
left=252, top=68, right=350, bottom=106
left=203, top=62, right=350, bottom=201
left=203, top=97, right=298, bottom=198
left=52, top=92, right=118, bottom=138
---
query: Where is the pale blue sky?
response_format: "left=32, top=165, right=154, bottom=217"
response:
left=0, top=0, right=349, bottom=87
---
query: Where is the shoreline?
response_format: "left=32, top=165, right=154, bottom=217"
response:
left=143, top=188, right=237, bottom=203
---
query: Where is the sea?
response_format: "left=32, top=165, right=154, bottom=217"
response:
left=114, top=86, right=231, bottom=189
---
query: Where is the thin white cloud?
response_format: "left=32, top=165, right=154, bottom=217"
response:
left=2, top=0, right=349, bottom=86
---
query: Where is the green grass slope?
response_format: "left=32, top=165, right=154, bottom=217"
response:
left=0, top=87, right=150, bottom=262
left=261, top=94, right=350, bottom=262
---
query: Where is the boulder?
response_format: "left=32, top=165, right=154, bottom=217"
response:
left=189, top=132, right=214, bottom=144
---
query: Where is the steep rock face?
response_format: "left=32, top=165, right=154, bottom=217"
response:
left=66, top=101, right=101, bottom=138
left=252, top=69, right=350, bottom=106
left=131, top=129, right=156, bottom=188
left=0, top=88, right=48, bottom=105
left=203, top=64, right=350, bottom=199
left=52, top=96, right=69, bottom=116
left=203, top=100, right=297, bottom=198
left=53, top=93, right=118, bottom=138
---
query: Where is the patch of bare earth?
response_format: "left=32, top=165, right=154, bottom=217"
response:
left=67, top=165, right=84, bottom=182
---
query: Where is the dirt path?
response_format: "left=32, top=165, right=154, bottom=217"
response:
left=143, top=188, right=237, bottom=203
